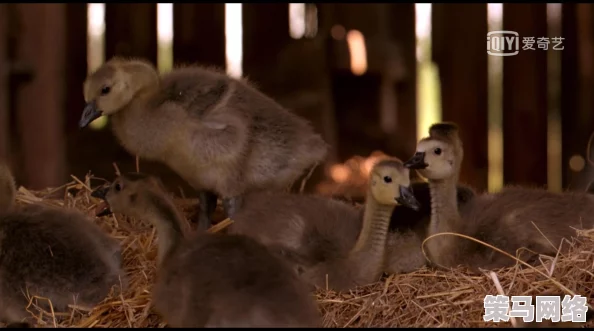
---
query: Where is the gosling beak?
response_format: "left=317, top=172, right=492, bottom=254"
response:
left=79, top=100, right=103, bottom=128
left=91, top=186, right=109, bottom=200
left=91, top=186, right=113, bottom=217
left=404, top=152, right=428, bottom=169
left=396, top=185, right=420, bottom=211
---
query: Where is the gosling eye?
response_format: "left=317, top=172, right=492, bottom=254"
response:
left=114, top=183, right=122, bottom=192
left=101, top=86, right=111, bottom=95
left=434, top=148, right=442, bottom=155
left=383, top=176, right=392, bottom=184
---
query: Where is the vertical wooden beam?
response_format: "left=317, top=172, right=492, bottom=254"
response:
left=388, top=4, right=417, bottom=159
left=242, top=4, right=333, bottom=192
left=328, top=4, right=380, bottom=162
left=502, top=4, right=548, bottom=187
left=322, top=4, right=412, bottom=163
left=561, top=4, right=594, bottom=190
left=330, top=4, right=383, bottom=35
left=173, top=4, right=225, bottom=68
left=242, top=3, right=291, bottom=93
left=0, top=4, right=9, bottom=162
left=62, top=4, right=88, bottom=179
left=273, top=36, right=338, bottom=192
left=560, top=4, right=579, bottom=190
left=105, top=4, right=157, bottom=64
left=64, top=3, right=87, bottom=133
left=431, top=4, right=489, bottom=191
left=14, top=4, right=67, bottom=189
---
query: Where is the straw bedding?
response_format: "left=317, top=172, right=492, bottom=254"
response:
left=3, top=174, right=594, bottom=328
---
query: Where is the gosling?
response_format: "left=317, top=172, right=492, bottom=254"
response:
left=229, top=159, right=422, bottom=291
left=0, top=164, right=124, bottom=325
left=403, top=122, right=594, bottom=271
left=79, top=58, right=328, bottom=231
left=385, top=180, right=476, bottom=274
left=92, top=173, right=321, bottom=328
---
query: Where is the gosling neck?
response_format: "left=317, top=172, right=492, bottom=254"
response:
left=429, top=176, right=460, bottom=229
left=110, top=82, right=166, bottom=160
left=139, top=191, right=188, bottom=266
left=351, top=190, right=394, bottom=265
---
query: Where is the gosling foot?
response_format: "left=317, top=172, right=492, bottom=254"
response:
left=222, top=195, right=243, bottom=218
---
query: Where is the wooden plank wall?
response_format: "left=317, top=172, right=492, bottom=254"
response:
left=387, top=4, right=417, bottom=160
left=561, top=4, right=594, bottom=191
left=173, top=4, right=226, bottom=68
left=432, top=4, right=489, bottom=191
left=64, top=4, right=88, bottom=133
left=242, top=3, right=291, bottom=95
left=321, top=3, right=417, bottom=163
left=502, top=4, right=548, bottom=187
left=4, top=3, right=25, bottom=176
left=105, top=4, right=157, bottom=64
left=8, top=3, right=590, bottom=194
left=0, top=4, right=9, bottom=163
left=13, top=4, right=67, bottom=189
left=319, top=3, right=385, bottom=162
left=61, top=3, right=89, bottom=191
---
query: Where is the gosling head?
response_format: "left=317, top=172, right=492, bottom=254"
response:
left=368, top=159, right=421, bottom=211
left=79, top=57, right=159, bottom=128
left=403, top=122, right=462, bottom=180
left=91, top=172, right=166, bottom=219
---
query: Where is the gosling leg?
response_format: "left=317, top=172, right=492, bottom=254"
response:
left=222, top=195, right=243, bottom=218
left=197, top=190, right=217, bottom=231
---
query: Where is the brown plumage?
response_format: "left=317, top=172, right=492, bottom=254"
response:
left=92, top=173, right=321, bottom=328
left=229, top=159, right=423, bottom=291
left=79, top=58, right=328, bottom=231
left=403, top=122, right=594, bottom=271
left=0, top=165, right=125, bottom=325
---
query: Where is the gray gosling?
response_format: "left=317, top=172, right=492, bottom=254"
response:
left=0, top=164, right=124, bottom=326
left=79, top=57, right=328, bottom=231
left=92, top=173, right=321, bottom=328
left=403, top=122, right=594, bottom=271
left=229, top=159, right=421, bottom=291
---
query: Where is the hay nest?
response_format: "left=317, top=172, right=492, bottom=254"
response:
left=6, top=175, right=594, bottom=328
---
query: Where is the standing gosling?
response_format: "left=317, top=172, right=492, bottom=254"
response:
left=404, top=122, right=594, bottom=271
left=79, top=58, right=328, bottom=231
left=0, top=164, right=124, bottom=325
left=92, top=173, right=321, bottom=328
left=229, top=159, right=421, bottom=291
